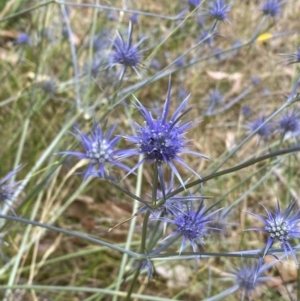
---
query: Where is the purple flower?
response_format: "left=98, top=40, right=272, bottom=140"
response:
left=251, top=76, right=260, bottom=86
left=84, top=59, right=102, bottom=77
left=159, top=200, right=220, bottom=253
left=106, top=12, right=116, bottom=20
left=209, top=0, right=231, bottom=21
left=87, top=32, right=107, bottom=53
left=124, top=259, right=156, bottom=281
left=227, top=262, right=272, bottom=300
left=123, top=79, right=210, bottom=187
left=279, top=47, right=300, bottom=65
left=138, top=175, right=208, bottom=218
left=130, top=13, right=139, bottom=23
left=188, top=0, right=202, bottom=10
left=261, top=0, right=283, bottom=17
left=206, top=88, right=223, bottom=113
left=175, top=57, right=185, bottom=67
left=242, top=105, right=251, bottom=116
left=247, top=200, right=300, bottom=264
left=14, top=32, right=30, bottom=45
left=138, top=259, right=156, bottom=280
left=0, top=166, right=23, bottom=215
left=277, top=108, right=300, bottom=138
left=213, top=47, right=223, bottom=59
left=60, top=122, right=130, bottom=180
left=199, top=31, right=214, bottom=46
left=42, top=79, right=56, bottom=94
left=247, top=116, right=272, bottom=139
left=109, top=22, right=146, bottom=78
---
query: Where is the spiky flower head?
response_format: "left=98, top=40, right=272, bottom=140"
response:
left=279, top=47, right=300, bottom=65
left=42, top=79, right=56, bottom=94
left=242, top=105, right=251, bottom=116
left=130, top=13, right=139, bottom=23
left=199, top=31, right=214, bottom=46
left=14, top=32, right=30, bottom=45
left=0, top=166, right=23, bottom=215
left=124, top=259, right=156, bottom=281
left=261, top=0, right=283, bottom=17
left=60, top=122, right=130, bottom=180
left=138, top=174, right=211, bottom=218
left=123, top=78, right=209, bottom=187
left=247, top=116, right=272, bottom=139
left=87, top=31, right=107, bottom=53
left=277, top=108, right=300, bottom=138
left=247, top=200, right=300, bottom=264
left=109, top=22, right=146, bottom=78
left=251, top=76, right=260, bottom=86
left=226, top=262, right=272, bottom=300
left=209, top=0, right=231, bottom=21
left=188, top=0, right=202, bottom=10
left=206, top=88, right=223, bottom=113
left=159, top=200, right=220, bottom=253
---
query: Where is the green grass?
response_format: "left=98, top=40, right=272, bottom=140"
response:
left=0, top=0, right=300, bottom=300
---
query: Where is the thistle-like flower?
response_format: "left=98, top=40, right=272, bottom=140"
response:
left=209, top=0, right=231, bottom=21
left=124, top=259, right=156, bottom=281
left=0, top=166, right=23, bottom=215
left=247, top=200, right=300, bottom=264
left=13, top=32, right=30, bottom=45
left=279, top=47, right=300, bottom=65
left=206, top=89, right=223, bottom=113
left=130, top=13, right=139, bottom=24
left=261, top=0, right=283, bottom=17
left=123, top=78, right=210, bottom=187
left=60, top=122, right=130, bottom=180
left=225, top=262, right=272, bottom=300
left=138, top=174, right=210, bottom=218
left=199, top=31, right=214, bottom=46
left=109, top=22, right=146, bottom=78
left=247, top=116, right=272, bottom=139
left=86, top=31, right=108, bottom=53
left=159, top=200, right=220, bottom=253
left=242, top=105, right=251, bottom=116
left=277, top=108, right=300, bottom=138
left=188, top=0, right=202, bottom=10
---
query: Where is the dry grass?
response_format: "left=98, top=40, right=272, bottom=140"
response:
left=0, top=0, right=300, bottom=300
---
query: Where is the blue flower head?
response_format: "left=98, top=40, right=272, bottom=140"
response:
left=209, top=0, right=231, bottom=21
left=86, top=32, right=107, bottom=53
left=123, top=78, right=210, bottom=187
left=159, top=200, right=220, bottom=253
left=277, top=108, right=300, bottom=138
left=109, top=22, right=146, bottom=78
left=188, top=0, right=202, bottom=10
left=14, top=32, right=30, bottom=45
left=242, top=105, right=251, bottom=116
left=130, top=13, right=139, bottom=24
left=106, top=12, right=116, bottom=20
left=124, top=259, right=156, bottom=281
left=228, top=262, right=272, bottom=300
left=42, top=79, right=56, bottom=94
left=206, top=89, right=223, bottom=113
left=251, top=76, right=260, bottom=86
left=138, top=174, right=209, bottom=218
left=0, top=166, right=23, bottom=214
left=199, top=31, right=214, bottom=46
left=261, top=0, right=283, bottom=17
left=60, top=122, right=130, bottom=180
left=279, top=47, right=300, bottom=65
left=247, top=200, right=300, bottom=264
left=247, top=116, right=272, bottom=139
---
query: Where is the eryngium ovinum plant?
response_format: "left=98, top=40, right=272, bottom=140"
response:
left=1, top=0, right=300, bottom=300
